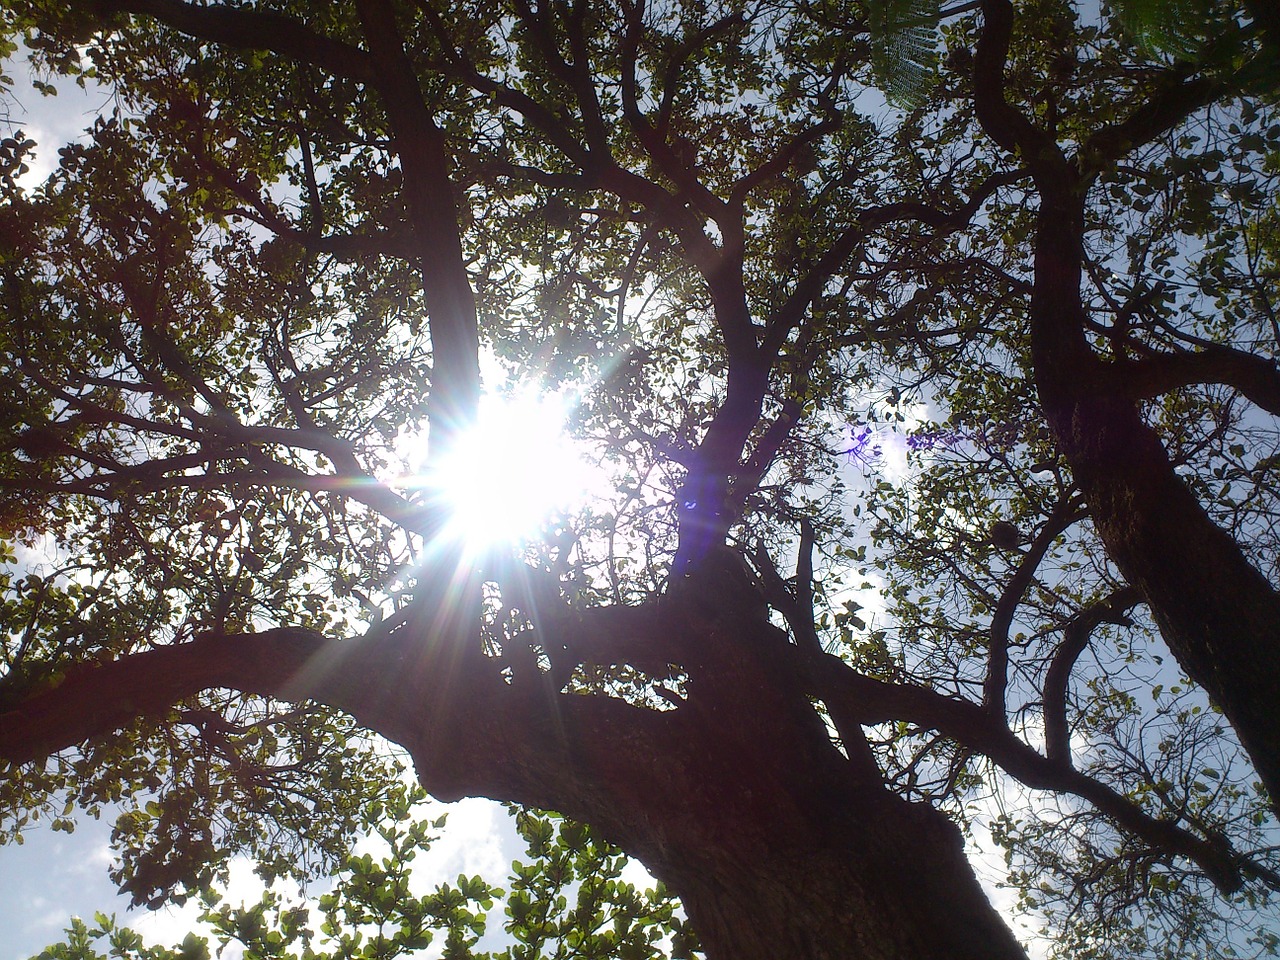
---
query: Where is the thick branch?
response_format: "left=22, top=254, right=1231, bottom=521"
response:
left=618, top=0, right=732, bottom=223
left=355, top=0, right=480, bottom=455
left=736, top=399, right=801, bottom=494
left=973, top=0, right=1064, bottom=178
left=795, top=519, right=818, bottom=649
left=0, top=628, right=335, bottom=764
left=535, top=602, right=1247, bottom=895
left=0, top=592, right=1259, bottom=899
left=94, top=0, right=374, bottom=83
left=1080, top=66, right=1219, bottom=174
left=1114, top=344, right=1280, bottom=417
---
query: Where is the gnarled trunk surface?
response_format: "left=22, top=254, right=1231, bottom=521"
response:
left=648, top=794, right=1027, bottom=960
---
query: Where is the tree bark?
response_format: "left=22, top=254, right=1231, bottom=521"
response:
left=633, top=799, right=1025, bottom=960
left=640, top=790, right=1028, bottom=960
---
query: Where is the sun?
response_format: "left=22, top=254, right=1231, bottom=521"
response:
left=414, top=388, right=601, bottom=550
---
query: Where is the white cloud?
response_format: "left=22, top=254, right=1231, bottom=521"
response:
left=125, top=856, right=308, bottom=958
left=4, top=48, right=110, bottom=191
left=396, top=798, right=512, bottom=893
left=125, top=898, right=207, bottom=950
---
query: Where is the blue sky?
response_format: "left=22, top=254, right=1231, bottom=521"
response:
left=1, top=817, right=124, bottom=959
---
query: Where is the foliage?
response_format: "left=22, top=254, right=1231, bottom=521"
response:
left=867, top=0, right=942, bottom=107
left=29, top=798, right=698, bottom=960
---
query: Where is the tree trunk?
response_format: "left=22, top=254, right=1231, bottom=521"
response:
left=1044, top=388, right=1280, bottom=807
left=1030, top=192, right=1280, bottom=809
left=643, top=790, right=1028, bottom=960
left=402, top=585, right=1030, bottom=960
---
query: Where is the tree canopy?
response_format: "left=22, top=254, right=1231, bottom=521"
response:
left=1, top=0, right=1279, bottom=957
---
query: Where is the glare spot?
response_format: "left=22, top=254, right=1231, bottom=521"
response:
left=417, top=389, right=601, bottom=550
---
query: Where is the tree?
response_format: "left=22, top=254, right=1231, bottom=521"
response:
left=0, top=0, right=1278, bottom=957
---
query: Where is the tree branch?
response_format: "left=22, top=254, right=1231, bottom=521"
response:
left=94, top=0, right=374, bottom=83
left=617, top=0, right=733, bottom=223
left=1042, top=586, right=1142, bottom=764
left=1081, top=68, right=1226, bottom=175
left=800, top=647, right=1251, bottom=893
left=972, top=0, right=1062, bottom=174
left=0, top=628, right=334, bottom=764
left=354, top=0, right=480, bottom=456
left=1114, top=344, right=1280, bottom=417
left=761, top=171, right=1024, bottom=358
left=985, top=495, right=1084, bottom=717
left=751, top=521, right=821, bottom=657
